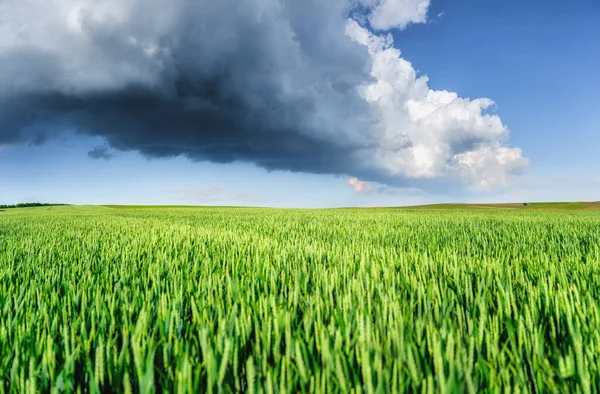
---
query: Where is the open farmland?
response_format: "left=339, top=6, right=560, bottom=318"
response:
left=1, top=206, right=600, bottom=392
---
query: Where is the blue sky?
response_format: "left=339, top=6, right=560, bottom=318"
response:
left=1, top=0, right=599, bottom=207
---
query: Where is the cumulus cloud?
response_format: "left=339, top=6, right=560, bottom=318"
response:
left=0, top=0, right=527, bottom=191
left=348, top=177, right=374, bottom=194
left=345, top=20, right=528, bottom=188
left=358, top=0, right=430, bottom=30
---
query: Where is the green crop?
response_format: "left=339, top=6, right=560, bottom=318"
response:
left=1, top=206, right=599, bottom=393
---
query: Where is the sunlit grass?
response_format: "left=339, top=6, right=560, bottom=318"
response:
left=1, top=206, right=599, bottom=392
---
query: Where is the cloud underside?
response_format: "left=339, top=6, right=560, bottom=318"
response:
left=87, top=143, right=114, bottom=159
left=0, top=0, right=527, bottom=191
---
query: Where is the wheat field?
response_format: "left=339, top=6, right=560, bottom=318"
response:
left=1, top=206, right=599, bottom=393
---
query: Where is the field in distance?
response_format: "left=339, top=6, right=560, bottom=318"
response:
left=96, top=201, right=600, bottom=210
left=1, top=205, right=600, bottom=392
left=3, top=201, right=597, bottom=211
left=405, top=201, right=600, bottom=210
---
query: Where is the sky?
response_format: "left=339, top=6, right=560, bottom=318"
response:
left=1, top=0, right=598, bottom=207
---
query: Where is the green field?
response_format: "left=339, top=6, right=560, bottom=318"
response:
left=407, top=202, right=600, bottom=211
left=1, top=206, right=600, bottom=393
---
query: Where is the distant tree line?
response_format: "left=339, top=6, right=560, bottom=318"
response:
left=0, top=203, right=68, bottom=209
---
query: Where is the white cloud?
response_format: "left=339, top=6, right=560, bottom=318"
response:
left=348, top=177, right=423, bottom=195
left=452, top=146, right=528, bottom=189
left=360, top=0, right=431, bottom=30
left=345, top=20, right=528, bottom=189
left=348, top=177, right=374, bottom=194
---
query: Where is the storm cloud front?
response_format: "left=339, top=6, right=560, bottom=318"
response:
left=0, top=0, right=527, bottom=189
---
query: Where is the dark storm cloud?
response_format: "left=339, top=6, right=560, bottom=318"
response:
left=88, top=144, right=114, bottom=160
left=0, top=0, right=382, bottom=179
left=0, top=0, right=527, bottom=189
